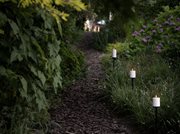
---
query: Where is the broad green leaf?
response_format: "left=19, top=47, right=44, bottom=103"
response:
left=28, top=49, right=37, bottom=63
left=37, top=71, right=46, bottom=86
left=48, top=42, right=60, bottom=57
left=33, top=84, right=47, bottom=111
left=19, top=33, right=30, bottom=59
left=53, top=74, right=62, bottom=93
left=8, top=19, right=20, bottom=35
left=10, top=48, right=23, bottom=62
left=48, top=43, right=55, bottom=57
left=19, top=76, right=28, bottom=98
left=31, top=37, right=46, bottom=59
left=29, top=65, right=37, bottom=76
left=29, top=66, right=46, bottom=85
left=55, top=55, right=61, bottom=66
left=36, top=89, right=47, bottom=111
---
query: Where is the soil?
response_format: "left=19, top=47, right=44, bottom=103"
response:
left=49, top=32, right=143, bottom=134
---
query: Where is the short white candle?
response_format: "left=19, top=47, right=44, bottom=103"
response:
left=152, top=95, right=160, bottom=107
left=130, top=69, right=136, bottom=78
left=112, top=48, right=117, bottom=58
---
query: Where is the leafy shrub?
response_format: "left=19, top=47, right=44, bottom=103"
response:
left=62, top=14, right=84, bottom=44
left=0, top=0, right=85, bottom=133
left=0, top=3, right=60, bottom=133
left=90, top=30, right=109, bottom=51
left=60, top=43, right=84, bottom=85
left=130, top=5, right=180, bottom=67
left=135, top=0, right=179, bottom=19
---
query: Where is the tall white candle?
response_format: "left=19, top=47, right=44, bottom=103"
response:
left=152, top=95, right=160, bottom=107
left=130, top=69, right=136, bottom=78
left=112, top=48, right=117, bottom=58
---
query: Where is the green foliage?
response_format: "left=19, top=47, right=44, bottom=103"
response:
left=106, top=42, right=132, bottom=59
left=0, top=0, right=85, bottom=133
left=62, top=13, right=84, bottom=44
left=0, top=4, right=61, bottom=134
left=89, top=24, right=128, bottom=52
left=102, top=52, right=180, bottom=133
left=91, top=0, right=135, bottom=19
left=130, top=5, right=180, bottom=67
left=134, top=0, right=179, bottom=19
left=90, top=30, right=109, bottom=51
left=100, top=2, right=180, bottom=133
left=59, top=9, right=85, bottom=85
left=86, top=0, right=137, bottom=41
left=60, top=43, right=85, bottom=85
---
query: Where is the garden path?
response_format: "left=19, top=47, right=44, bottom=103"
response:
left=49, top=32, right=140, bottom=134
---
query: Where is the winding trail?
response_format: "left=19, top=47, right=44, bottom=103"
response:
left=49, top=33, right=140, bottom=134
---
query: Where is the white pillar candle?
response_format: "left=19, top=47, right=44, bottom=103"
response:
left=130, top=69, right=136, bottom=78
left=112, top=48, right=117, bottom=58
left=152, top=95, right=160, bottom=107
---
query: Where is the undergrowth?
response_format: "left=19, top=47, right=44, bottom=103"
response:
left=102, top=47, right=180, bottom=133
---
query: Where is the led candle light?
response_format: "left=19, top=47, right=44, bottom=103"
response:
left=112, top=48, right=117, bottom=58
left=130, top=69, right=136, bottom=78
left=153, top=95, right=160, bottom=107
left=130, top=69, right=136, bottom=90
left=152, top=95, right=160, bottom=134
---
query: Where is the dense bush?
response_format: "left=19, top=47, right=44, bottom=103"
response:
left=90, top=30, right=109, bottom=51
left=130, top=5, right=180, bottom=67
left=135, top=0, right=179, bottom=19
left=90, top=23, right=127, bottom=52
left=60, top=43, right=84, bottom=85
left=0, top=0, right=85, bottom=133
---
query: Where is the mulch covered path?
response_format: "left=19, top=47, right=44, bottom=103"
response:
left=49, top=33, right=141, bottom=134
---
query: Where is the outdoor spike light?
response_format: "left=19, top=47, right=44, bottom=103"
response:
left=152, top=95, right=160, bottom=134
left=112, top=48, right=117, bottom=69
left=130, top=69, right=136, bottom=90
